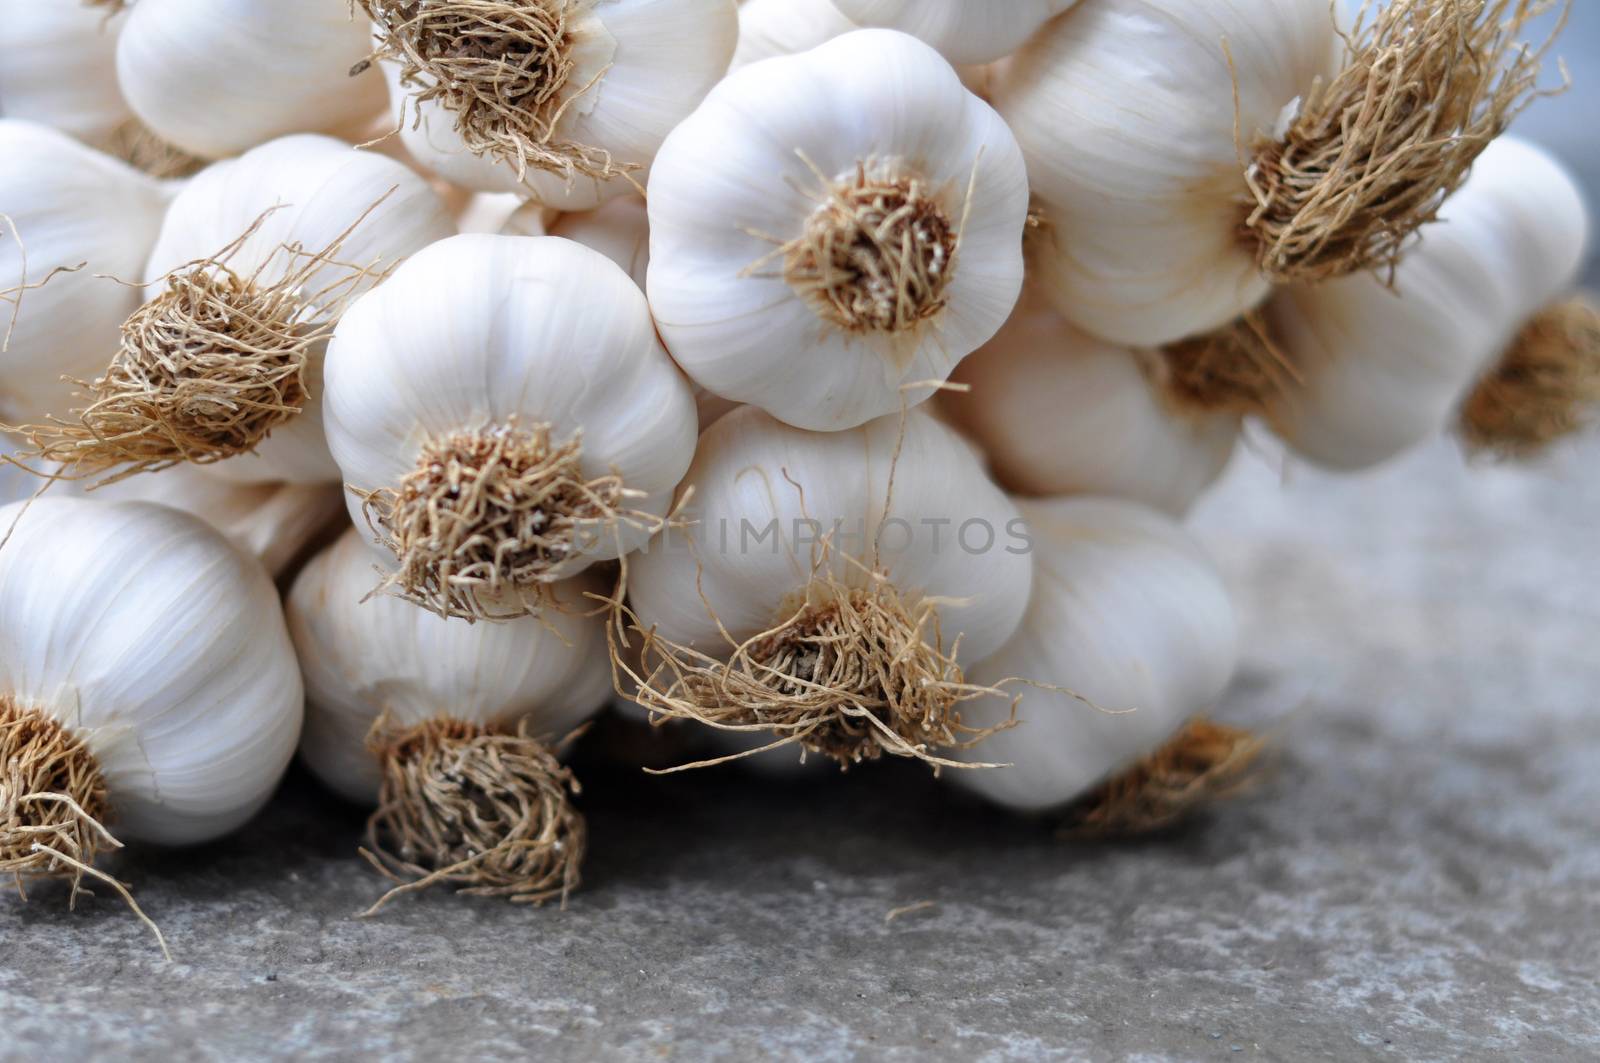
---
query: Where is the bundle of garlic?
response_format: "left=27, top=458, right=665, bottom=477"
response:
left=364, top=0, right=739, bottom=209
left=948, top=497, right=1247, bottom=826
left=0, top=120, right=172, bottom=424
left=324, top=233, right=698, bottom=620
left=622, top=404, right=1033, bottom=767
left=647, top=29, right=1030, bottom=430
left=995, top=0, right=1561, bottom=347
left=828, top=0, right=1076, bottom=65
left=1, top=498, right=303, bottom=953
left=115, top=0, right=387, bottom=160
left=288, top=531, right=612, bottom=910
left=7, top=134, right=456, bottom=486
left=0, top=2, right=131, bottom=149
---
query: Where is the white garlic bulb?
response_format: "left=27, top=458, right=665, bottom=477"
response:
left=288, top=529, right=610, bottom=906
left=325, top=233, right=698, bottom=620
left=731, top=0, right=857, bottom=69
left=624, top=404, right=1033, bottom=766
left=1264, top=137, right=1590, bottom=471
left=944, top=293, right=1239, bottom=516
left=995, top=0, right=1554, bottom=348
left=951, top=497, right=1238, bottom=813
left=0, top=120, right=172, bottom=423
left=373, top=0, right=738, bottom=209
left=26, top=133, right=455, bottom=487
left=0, top=2, right=131, bottom=148
left=648, top=29, right=1030, bottom=431
left=483, top=195, right=550, bottom=237
left=0, top=498, right=302, bottom=862
left=116, top=0, right=387, bottom=160
left=829, top=0, right=1075, bottom=65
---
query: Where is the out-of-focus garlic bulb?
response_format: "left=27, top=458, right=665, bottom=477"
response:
left=995, top=0, right=1557, bottom=347
left=944, top=292, right=1239, bottom=516
left=0, top=120, right=172, bottom=424
left=951, top=497, right=1240, bottom=814
left=0, top=3, right=131, bottom=148
left=8, top=134, right=456, bottom=487
left=325, top=234, right=698, bottom=621
left=648, top=30, right=1030, bottom=431
left=473, top=194, right=545, bottom=236
left=1, top=498, right=302, bottom=946
left=116, top=0, right=387, bottom=160
left=622, top=404, right=1033, bottom=768
left=731, top=0, right=857, bottom=69
left=288, top=530, right=611, bottom=910
left=829, top=0, right=1075, bottom=65
left=366, top=0, right=738, bottom=209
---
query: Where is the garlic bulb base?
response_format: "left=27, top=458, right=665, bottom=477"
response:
left=1244, top=0, right=1556, bottom=286
left=1159, top=314, right=1284, bottom=418
left=619, top=570, right=1005, bottom=770
left=1059, top=718, right=1263, bottom=837
left=361, top=716, right=585, bottom=912
left=1459, top=296, right=1600, bottom=460
left=357, top=422, right=633, bottom=623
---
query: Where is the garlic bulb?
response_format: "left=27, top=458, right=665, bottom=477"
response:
left=623, top=404, right=1033, bottom=766
left=325, top=233, right=698, bottom=620
left=116, top=0, right=387, bottom=160
left=0, top=498, right=302, bottom=909
left=731, top=0, right=857, bottom=69
left=288, top=529, right=610, bottom=907
left=995, top=0, right=1557, bottom=347
left=648, top=29, right=1030, bottom=431
left=0, top=120, right=171, bottom=424
left=486, top=196, right=551, bottom=238
left=829, top=0, right=1075, bottom=65
left=368, top=0, right=738, bottom=209
left=950, top=497, right=1238, bottom=814
left=944, top=292, right=1239, bottom=516
left=1257, top=137, right=1589, bottom=471
left=11, top=134, right=456, bottom=487
left=0, top=2, right=131, bottom=148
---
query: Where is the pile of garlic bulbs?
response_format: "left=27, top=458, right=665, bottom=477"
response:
left=2, top=0, right=1595, bottom=943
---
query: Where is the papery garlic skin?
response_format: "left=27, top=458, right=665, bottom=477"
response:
left=945, top=294, right=1238, bottom=516
left=1265, top=137, right=1590, bottom=471
left=731, top=0, right=857, bottom=69
left=0, top=120, right=171, bottom=423
left=994, top=0, right=1337, bottom=346
left=951, top=497, right=1238, bottom=813
left=648, top=30, right=1030, bottom=431
left=288, top=531, right=611, bottom=805
left=829, top=0, right=1076, bottom=65
left=385, top=0, right=738, bottom=208
left=116, top=0, right=386, bottom=160
left=325, top=233, right=698, bottom=575
left=0, top=3, right=131, bottom=147
left=145, top=134, right=457, bottom=485
left=0, top=498, right=303, bottom=844
left=627, top=405, right=1032, bottom=667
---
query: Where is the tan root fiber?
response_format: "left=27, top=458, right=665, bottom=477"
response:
left=1245, top=0, right=1565, bottom=285
left=1460, top=295, right=1600, bottom=458
left=771, top=162, right=960, bottom=336
left=360, top=716, right=586, bottom=915
left=615, top=568, right=1013, bottom=771
left=1157, top=311, right=1297, bottom=416
left=358, top=0, right=635, bottom=187
left=8, top=207, right=391, bottom=486
left=1, top=695, right=169, bottom=958
left=357, top=421, right=629, bottom=622
left=1061, top=719, right=1265, bottom=838
left=103, top=120, right=208, bottom=180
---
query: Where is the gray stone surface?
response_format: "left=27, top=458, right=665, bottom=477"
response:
left=4, top=436, right=1598, bottom=1063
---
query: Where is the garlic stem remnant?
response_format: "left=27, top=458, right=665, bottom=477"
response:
left=362, top=717, right=585, bottom=913
left=358, top=422, right=627, bottom=622
left=1061, top=719, right=1264, bottom=838
left=102, top=119, right=208, bottom=180
left=1245, top=0, right=1562, bottom=285
left=778, top=165, right=958, bottom=336
left=360, top=0, right=627, bottom=186
left=1460, top=296, right=1600, bottom=458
